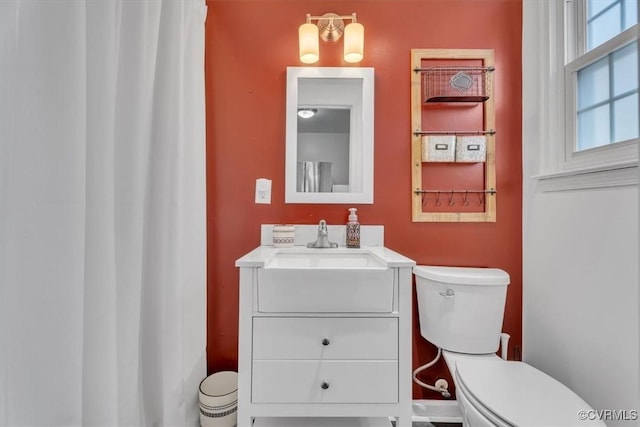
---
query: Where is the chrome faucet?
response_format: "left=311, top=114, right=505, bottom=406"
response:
left=307, top=219, right=338, bottom=248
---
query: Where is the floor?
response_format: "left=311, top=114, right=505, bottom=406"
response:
left=252, top=419, right=462, bottom=426
left=392, top=423, right=461, bottom=427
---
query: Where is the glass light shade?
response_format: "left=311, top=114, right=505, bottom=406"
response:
left=343, top=22, right=364, bottom=63
left=299, top=23, right=319, bottom=64
left=298, top=108, right=317, bottom=118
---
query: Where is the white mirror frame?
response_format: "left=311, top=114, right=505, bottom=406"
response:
left=285, top=67, right=374, bottom=204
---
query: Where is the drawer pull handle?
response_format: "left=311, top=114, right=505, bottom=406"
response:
left=321, top=381, right=330, bottom=390
left=321, top=338, right=331, bottom=346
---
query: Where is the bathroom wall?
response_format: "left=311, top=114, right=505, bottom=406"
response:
left=522, top=187, right=639, bottom=422
left=205, top=0, right=522, bottom=399
left=521, top=3, right=640, bottom=421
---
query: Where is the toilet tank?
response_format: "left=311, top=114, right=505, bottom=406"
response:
left=414, top=266, right=510, bottom=354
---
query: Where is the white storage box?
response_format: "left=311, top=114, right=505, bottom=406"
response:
left=422, top=135, right=455, bottom=162
left=455, top=135, right=487, bottom=162
left=272, top=224, right=295, bottom=247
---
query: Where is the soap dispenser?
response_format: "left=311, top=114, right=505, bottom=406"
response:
left=346, top=208, right=360, bottom=248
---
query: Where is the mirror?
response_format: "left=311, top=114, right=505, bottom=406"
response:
left=285, top=67, right=374, bottom=204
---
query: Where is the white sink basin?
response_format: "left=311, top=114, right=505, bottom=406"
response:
left=258, top=248, right=394, bottom=313
left=265, top=249, right=387, bottom=269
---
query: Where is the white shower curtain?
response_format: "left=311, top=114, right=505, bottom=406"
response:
left=0, top=1, right=207, bottom=426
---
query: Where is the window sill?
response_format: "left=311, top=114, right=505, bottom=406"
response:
left=534, top=160, right=638, bottom=192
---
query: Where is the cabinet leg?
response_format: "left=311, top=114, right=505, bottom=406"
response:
left=236, top=414, right=253, bottom=427
left=394, top=415, right=413, bottom=427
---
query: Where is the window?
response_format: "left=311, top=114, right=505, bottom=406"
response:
left=523, top=0, right=638, bottom=191
left=565, top=0, right=638, bottom=169
left=576, top=42, right=638, bottom=151
left=587, top=0, right=637, bottom=50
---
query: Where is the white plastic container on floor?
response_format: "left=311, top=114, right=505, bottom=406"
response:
left=199, top=371, right=238, bottom=427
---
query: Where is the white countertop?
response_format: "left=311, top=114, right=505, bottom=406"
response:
left=235, top=245, right=416, bottom=268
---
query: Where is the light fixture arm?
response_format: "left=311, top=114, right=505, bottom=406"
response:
left=305, top=13, right=358, bottom=23
left=307, top=13, right=358, bottom=42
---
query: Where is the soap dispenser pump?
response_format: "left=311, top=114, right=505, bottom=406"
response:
left=346, top=208, right=360, bottom=248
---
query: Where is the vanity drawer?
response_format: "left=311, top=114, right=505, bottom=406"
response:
left=253, top=317, right=398, bottom=360
left=251, top=360, right=398, bottom=404
left=257, top=268, right=395, bottom=313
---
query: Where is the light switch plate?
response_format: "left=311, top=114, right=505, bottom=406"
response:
left=255, top=178, right=272, bottom=204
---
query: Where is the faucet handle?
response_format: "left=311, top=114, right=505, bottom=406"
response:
left=306, top=219, right=337, bottom=248
left=318, top=219, right=329, bottom=235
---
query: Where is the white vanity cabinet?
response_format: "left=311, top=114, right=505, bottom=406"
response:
left=251, top=317, right=398, bottom=405
left=235, top=234, right=415, bottom=427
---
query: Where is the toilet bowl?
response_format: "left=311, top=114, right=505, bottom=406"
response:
left=442, top=351, right=604, bottom=426
left=414, top=266, right=605, bottom=427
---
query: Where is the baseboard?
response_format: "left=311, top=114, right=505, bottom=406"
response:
left=412, top=400, right=463, bottom=423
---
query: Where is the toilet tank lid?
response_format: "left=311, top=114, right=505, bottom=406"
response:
left=413, top=265, right=510, bottom=286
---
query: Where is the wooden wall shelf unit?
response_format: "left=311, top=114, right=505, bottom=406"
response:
left=411, top=48, right=496, bottom=222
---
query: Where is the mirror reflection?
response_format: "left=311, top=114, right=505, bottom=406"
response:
left=297, top=107, right=350, bottom=193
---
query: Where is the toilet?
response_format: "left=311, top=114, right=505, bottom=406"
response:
left=414, top=265, right=605, bottom=427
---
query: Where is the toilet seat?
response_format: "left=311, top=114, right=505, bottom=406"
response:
left=454, top=358, right=605, bottom=426
left=455, top=372, right=510, bottom=427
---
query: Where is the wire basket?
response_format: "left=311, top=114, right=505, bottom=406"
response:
left=421, top=66, right=493, bottom=103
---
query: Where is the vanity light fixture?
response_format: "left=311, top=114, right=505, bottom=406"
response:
left=297, top=108, right=317, bottom=118
left=298, top=13, right=364, bottom=64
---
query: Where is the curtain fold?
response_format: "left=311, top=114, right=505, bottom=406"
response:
left=0, top=1, right=207, bottom=426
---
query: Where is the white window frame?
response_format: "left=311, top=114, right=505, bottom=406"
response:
left=526, top=0, right=638, bottom=192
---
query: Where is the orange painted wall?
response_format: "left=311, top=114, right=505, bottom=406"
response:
left=205, top=0, right=522, bottom=400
